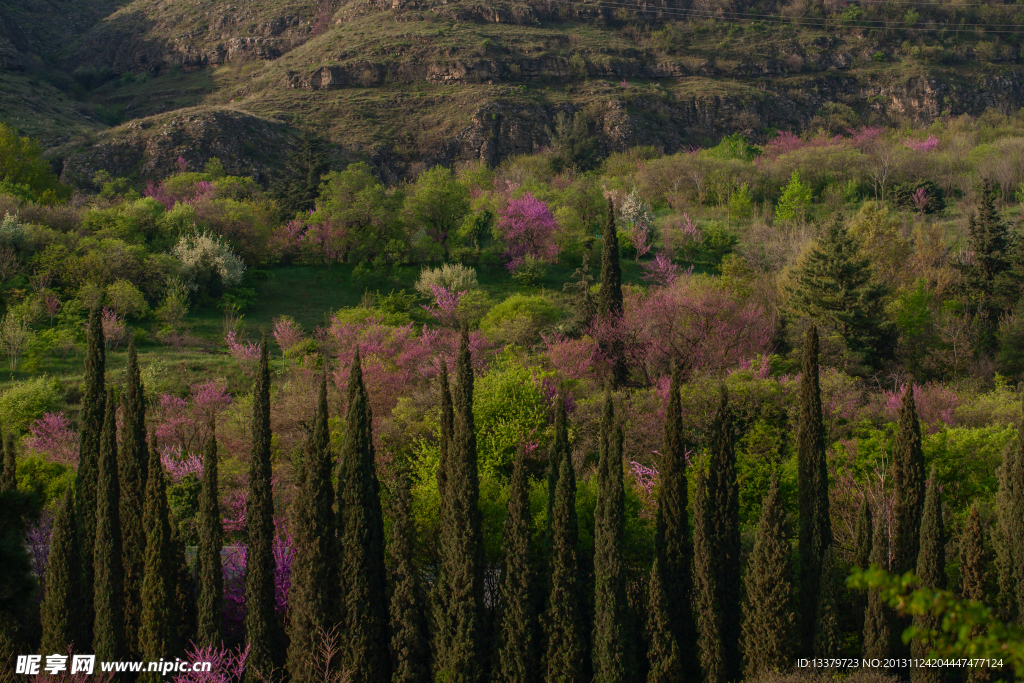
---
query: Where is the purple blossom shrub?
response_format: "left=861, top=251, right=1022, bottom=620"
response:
left=25, top=412, right=78, bottom=466
left=640, top=252, right=685, bottom=286
left=420, top=285, right=466, bottom=327
left=172, top=644, right=249, bottom=683
left=902, top=134, right=939, bottom=152
left=224, top=332, right=261, bottom=371
left=496, top=193, right=560, bottom=271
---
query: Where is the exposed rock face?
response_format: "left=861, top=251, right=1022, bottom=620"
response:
left=0, top=38, right=23, bottom=70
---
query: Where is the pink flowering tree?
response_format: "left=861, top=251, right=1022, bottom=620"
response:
left=152, top=380, right=232, bottom=463
left=172, top=644, right=249, bottom=683
left=225, top=331, right=261, bottom=372
left=641, top=253, right=687, bottom=286
left=542, top=334, right=605, bottom=382
left=902, top=134, right=939, bottom=152
left=421, top=284, right=466, bottom=327
left=273, top=317, right=304, bottom=355
left=102, top=308, right=130, bottom=351
left=25, top=412, right=78, bottom=466
left=912, top=187, right=930, bottom=215
left=662, top=214, right=703, bottom=261
left=629, top=461, right=658, bottom=519
left=497, top=193, right=560, bottom=271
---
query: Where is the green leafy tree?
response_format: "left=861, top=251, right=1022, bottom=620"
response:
left=406, top=166, right=470, bottom=260
left=0, top=122, right=65, bottom=202
left=337, top=352, right=389, bottom=683
left=93, top=390, right=125, bottom=661
left=0, top=432, right=13, bottom=492
left=797, top=326, right=832, bottom=654
left=388, top=470, right=429, bottom=683
left=893, top=386, right=927, bottom=576
left=775, top=170, right=813, bottom=224
left=139, top=441, right=178, bottom=682
left=40, top=487, right=83, bottom=656
left=119, top=341, right=148, bottom=656
left=244, top=342, right=278, bottom=683
left=545, top=429, right=582, bottom=683
left=313, top=162, right=404, bottom=261
left=494, top=447, right=535, bottom=683
left=788, top=219, right=896, bottom=367
left=741, top=472, right=795, bottom=679
left=911, top=467, right=946, bottom=683
left=196, top=423, right=224, bottom=647
left=593, top=391, right=630, bottom=683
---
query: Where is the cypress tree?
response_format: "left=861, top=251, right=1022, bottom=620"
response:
left=692, top=468, right=726, bottom=683
left=893, top=385, right=927, bottom=576
left=119, top=340, right=148, bottom=656
left=593, top=391, right=629, bottom=683
left=433, top=329, right=484, bottom=683
left=741, top=472, right=795, bottom=679
left=961, top=506, right=992, bottom=683
left=494, top=446, right=535, bottom=683
left=337, top=350, right=389, bottom=683
left=93, top=389, right=125, bottom=661
left=853, top=497, right=873, bottom=639
left=645, top=553, right=683, bottom=683
left=994, top=396, right=1024, bottom=621
left=813, top=546, right=842, bottom=658
left=546, top=386, right=570, bottom=546
left=389, top=470, right=429, bottom=683
left=287, top=373, right=337, bottom=682
left=652, top=364, right=696, bottom=677
left=0, top=431, right=14, bottom=492
left=76, top=304, right=106, bottom=643
left=437, top=360, right=453, bottom=501
left=545, top=440, right=582, bottom=683
left=0, top=480, right=33, bottom=668
left=40, top=487, right=83, bottom=655
left=797, top=325, right=832, bottom=655
left=171, top=511, right=197, bottom=648
left=196, top=423, right=224, bottom=648
left=910, top=467, right=946, bottom=683
left=862, top=509, right=894, bottom=662
left=598, top=197, right=623, bottom=319
left=704, top=387, right=742, bottom=683
left=139, top=440, right=177, bottom=682
left=244, top=341, right=278, bottom=682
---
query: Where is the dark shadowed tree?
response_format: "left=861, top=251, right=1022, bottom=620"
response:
left=119, top=340, right=148, bottom=657
left=40, top=487, right=83, bottom=656
left=93, top=390, right=125, bottom=662
left=196, top=423, right=224, bottom=648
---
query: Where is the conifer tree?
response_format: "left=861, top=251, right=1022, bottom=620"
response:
left=433, top=330, right=484, bottom=683
left=652, top=364, right=695, bottom=677
left=0, top=479, right=33, bottom=668
left=893, top=385, right=926, bottom=575
left=645, top=554, right=683, bottom=683
left=789, top=218, right=895, bottom=365
left=170, top=512, right=197, bottom=648
left=546, top=386, right=570, bottom=545
left=692, top=468, right=726, bottom=683
left=494, top=446, right=535, bottom=683
left=288, top=373, right=337, bottom=683
left=797, top=326, right=832, bottom=654
left=337, top=350, right=389, bottom=683
left=994, top=397, right=1024, bottom=621
left=959, top=179, right=1013, bottom=321
left=76, top=305, right=106, bottom=643
left=911, top=467, right=946, bottom=683
left=862, top=509, right=894, bottom=662
left=437, top=360, right=453, bottom=501
left=0, top=431, right=14, bottom=492
left=813, top=546, right=842, bottom=658
left=93, top=390, right=125, bottom=661
left=593, top=391, right=629, bottom=683
left=139, top=440, right=178, bottom=682
left=120, top=340, right=148, bottom=656
left=389, top=470, right=429, bottom=683
left=703, top=387, right=742, bottom=683
left=196, top=423, right=224, bottom=648
left=40, top=487, right=83, bottom=655
left=245, top=341, right=278, bottom=683
left=598, top=197, right=622, bottom=319
left=545, top=444, right=582, bottom=683
left=853, top=497, right=873, bottom=638
left=741, top=472, right=795, bottom=679
left=961, top=506, right=992, bottom=683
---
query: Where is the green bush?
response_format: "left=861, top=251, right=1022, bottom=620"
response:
left=16, top=456, right=74, bottom=516
left=510, top=256, right=547, bottom=287
left=472, top=355, right=550, bottom=476
left=480, top=293, right=561, bottom=346
left=0, top=376, right=63, bottom=432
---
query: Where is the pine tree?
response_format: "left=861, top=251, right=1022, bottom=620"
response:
left=93, top=389, right=125, bottom=661
left=893, top=386, right=926, bottom=575
left=862, top=510, right=893, bottom=662
left=270, top=131, right=330, bottom=218
left=704, top=387, right=742, bottom=683
left=76, top=304, right=106, bottom=644
left=813, top=546, right=842, bottom=658
left=337, top=350, right=389, bottom=683
left=645, top=554, right=683, bottom=683
left=593, top=391, right=629, bottom=683
left=788, top=218, right=895, bottom=365
left=433, top=329, right=484, bottom=683
left=911, top=467, right=946, bottom=683
left=652, top=364, right=696, bottom=677
left=597, top=198, right=626, bottom=385
left=994, top=396, right=1024, bottom=621
left=196, top=423, right=224, bottom=648
left=120, top=340, right=148, bottom=656
left=961, top=506, right=992, bottom=683
left=389, top=470, right=429, bottom=683
left=959, top=179, right=1013, bottom=321
left=545, top=442, right=582, bottom=683
left=692, top=468, right=726, bottom=683
left=139, top=440, right=178, bottom=682
left=0, top=431, right=14, bottom=492
left=494, top=446, right=535, bottom=683
left=40, top=487, right=83, bottom=655
left=797, top=326, right=832, bottom=655
left=742, top=472, right=795, bottom=678
left=245, top=341, right=278, bottom=683
left=287, top=373, right=337, bottom=682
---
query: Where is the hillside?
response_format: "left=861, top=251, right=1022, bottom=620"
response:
left=3, top=0, right=1024, bottom=182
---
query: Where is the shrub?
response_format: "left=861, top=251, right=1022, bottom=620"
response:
left=171, top=231, right=246, bottom=297
left=414, top=262, right=479, bottom=297
left=105, top=279, right=149, bottom=318
left=0, top=375, right=63, bottom=432
left=510, top=256, right=547, bottom=286
left=480, top=293, right=561, bottom=346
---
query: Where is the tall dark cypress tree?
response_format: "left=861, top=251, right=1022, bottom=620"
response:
left=853, top=497, right=873, bottom=640
left=862, top=509, right=894, bottom=662
left=692, top=468, right=726, bottom=683
left=245, top=341, right=278, bottom=683
left=593, top=392, right=629, bottom=683
left=545, top=432, right=582, bottom=683
left=287, top=373, right=336, bottom=681
left=813, top=546, right=842, bottom=658
left=597, top=198, right=626, bottom=385
left=797, top=325, right=832, bottom=655
left=139, top=440, right=178, bottom=682
left=546, top=387, right=570, bottom=546
left=76, top=304, right=106, bottom=644
left=911, top=468, right=946, bottom=683
left=704, top=387, right=742, bottom=683
left=645, top=553, right=683, bottom=683
left=433, top=329, right=484, bottom=683
left=741, top=472, right=795, bottom=679
left=389, top=470, right=429, bottom=683
left=0, top=475, right=33, bottom=668
left=196, top=423, right=224, bottom=648
left=651, top=364, right=696, bottom=677
left=119, top=340, right=148, bottom=656
left=994, top=396, right=1024, bottom=621
left=892, top=385, right=926, bottom=576
left=337, top=350, right=389, bottom=683
left=171, top=511, right=197, bottom=649
left=437, top=361, right=453, bottom=502
left=494, top=446, right=535, bottom=683
left=93, top=390, right=125, bottom=661
left=40, top=487, right=83, bottom=655
left=961, top=506, right=992, bottom=683
left=0, top=432, right=14, bottom=491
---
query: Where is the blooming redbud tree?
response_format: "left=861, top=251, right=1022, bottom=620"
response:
left=497, top=192, right=560, bottom=271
